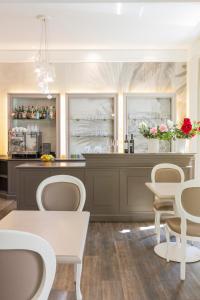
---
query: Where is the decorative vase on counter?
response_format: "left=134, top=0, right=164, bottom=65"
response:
left=175, top=139, right=187, bottom=153
left=147, top=139, right=159, bottom=153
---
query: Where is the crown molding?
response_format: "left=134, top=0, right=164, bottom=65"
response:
left=0, top=49, right=188, bottom=63
left=0, top=0, right=199, bottom=2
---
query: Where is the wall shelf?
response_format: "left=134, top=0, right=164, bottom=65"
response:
left=12, top=118, right=56, bottom=121
left=71, top=135, right=113, bottom=138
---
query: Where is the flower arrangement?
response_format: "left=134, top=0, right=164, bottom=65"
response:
left=174, top=118, right=199, bottom=139
left=138, top=120, right=174, bottom=140
left=139, top=118, right=200, bottom=141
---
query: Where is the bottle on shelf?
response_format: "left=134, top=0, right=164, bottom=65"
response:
left=12, top=104, right=56, bottom=120
left=31, top=106, right=35, bottom=119
left=27, top=106, right=31, bottom=119
left=35, top=106, right=40, bottom=120
left=18, top=106, right=22, bottom=119
left=13, top=105, right=18, bottom=119
left=53, top=106, right=56, bottom=119
left=129, top=134, right=135, bottom=154
left=124, top=134, right=129, bottom=154
left=21, top=106, right=27, bottom=119
left=42, top=106, right=47, bottom=119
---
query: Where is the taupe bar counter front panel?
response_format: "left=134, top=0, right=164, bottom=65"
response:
left=16, top=154, right=195, bottom=221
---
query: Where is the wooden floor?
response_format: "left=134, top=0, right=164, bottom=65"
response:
left=1, top=199, right=200, bottom=300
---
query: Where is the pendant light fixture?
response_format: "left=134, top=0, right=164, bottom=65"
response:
left=34, top=15, right=55, bottom=99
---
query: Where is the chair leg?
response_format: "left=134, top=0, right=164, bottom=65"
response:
left=165, top=226, right=170, bottom=262
left=180, top=237, right=186, bottom=280
left=176, top=236, right=181, bottom=247
left=154, top=212, right=158, bottom=234
left=155, top=211, right=161, bottom=244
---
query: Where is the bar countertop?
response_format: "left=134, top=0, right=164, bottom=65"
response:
left=16, top=162, right=86, bottom=168
left=0, top=155, right=84, bottom=162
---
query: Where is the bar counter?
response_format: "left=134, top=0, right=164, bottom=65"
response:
left=15, top=153, right=195, bottom=221
left=0, top=157, right=83, bottom=199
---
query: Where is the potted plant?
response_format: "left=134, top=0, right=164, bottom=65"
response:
left=174, top=118, right=198, bottom=153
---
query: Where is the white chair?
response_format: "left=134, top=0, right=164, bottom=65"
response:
left=151, top=163, right=185, bottom=244
left=36, top=175, right=86, bottom=212
left=0, top=229, right=58, bottom=300
left=165, top=180, right=200, bottom=280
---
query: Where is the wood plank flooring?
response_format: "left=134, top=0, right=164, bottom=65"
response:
left=0, top=199, right=200, bottom=300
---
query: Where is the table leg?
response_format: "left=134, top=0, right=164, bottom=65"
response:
left=74, top=263, right=83, bottom=300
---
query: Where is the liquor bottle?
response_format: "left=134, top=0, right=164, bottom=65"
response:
left=39, top=106, right=42, bottom=119
left=21, top=105, right=27, bottom=119
left=49, top=106, right=53, bottom=119
left=124, top=134, right=129, bottom=154
left=14, top=105, right=18, bottom=119
left=46, top=106, right=50, bottom=119
left=18, top=106, right=22, bottom=119
left=129, top=134, right=135, bottom=154
left=27, top=106, right=31, bottom=119
left=42, top=106, right=47, bottom=119
left=53, top=106, right=56, bottom=119
left=31, top=106, right=35, bottom=119
left=35, top=106, right=40, bottom=120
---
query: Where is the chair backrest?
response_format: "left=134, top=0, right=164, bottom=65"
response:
left=0, top=230, right=56, bottom=300
left=36, top=175, right=86, bottom=211
left=151, top=163, right=185, bottom=183
left=175, top=180, right=200, bottom=226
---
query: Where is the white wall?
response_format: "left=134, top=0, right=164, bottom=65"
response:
left=0, top=61, right=187, bottom=155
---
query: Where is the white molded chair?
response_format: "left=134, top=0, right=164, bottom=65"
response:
left=36, top=175, right=86, bottom=212
left=165, top=180, right=200, bottom=280
left=151, top=163, right=185, bottom=244
left=0, top=229, right=57, bottom=300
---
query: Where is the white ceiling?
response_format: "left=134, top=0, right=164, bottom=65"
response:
left=0, top=2, right=200, bottom=50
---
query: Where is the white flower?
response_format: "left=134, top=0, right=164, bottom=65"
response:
left=167, top=119, right=174, bottom=129
left=139, top=121, right=148, bottom=129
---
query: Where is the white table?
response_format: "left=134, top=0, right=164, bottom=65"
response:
left=145, top=182, right=200, bottom=263
left=0, top=210, right=90, bottom=300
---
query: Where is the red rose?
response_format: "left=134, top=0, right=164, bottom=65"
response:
left=183, top=118, right=191, bottom=125
left=181, top=123, right=192, bottom=134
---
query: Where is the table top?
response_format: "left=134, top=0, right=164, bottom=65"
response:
left=0, top=211, right=90, bottom=263
left=145, top=182, right=181, bottom=199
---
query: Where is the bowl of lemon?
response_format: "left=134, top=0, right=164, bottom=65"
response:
left=40, top=154, right=55, bottom=162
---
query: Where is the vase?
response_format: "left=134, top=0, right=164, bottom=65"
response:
left=147, top=139, right=159, bottom=153
left=175, top=139, right=187, bottom=153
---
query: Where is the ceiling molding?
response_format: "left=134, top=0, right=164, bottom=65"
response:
left=0, top=0, right=199, bottom=2
left=0, top=49, right=188, bottom=63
